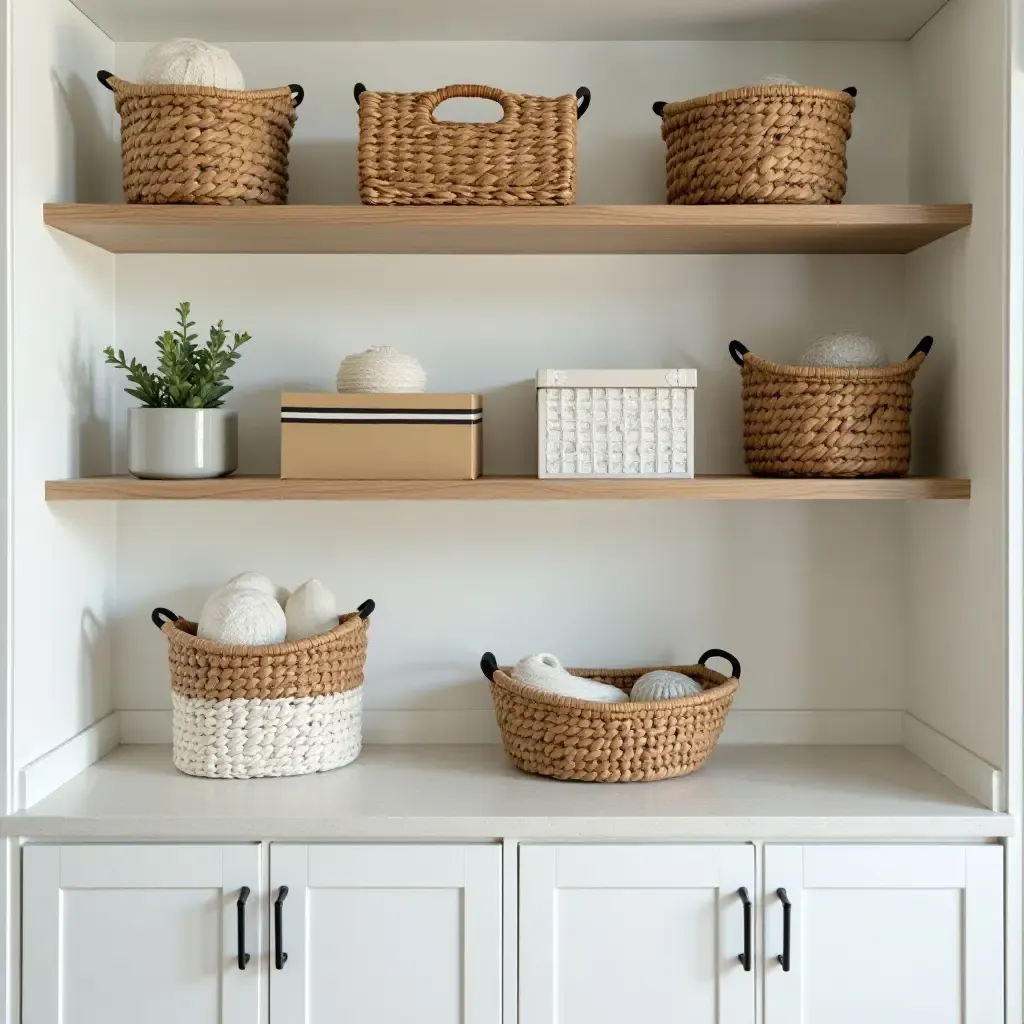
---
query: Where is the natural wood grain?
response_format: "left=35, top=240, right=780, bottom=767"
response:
left=44, top=475, right=972, bottom=501
left=43, top=203, right=973, bottom=255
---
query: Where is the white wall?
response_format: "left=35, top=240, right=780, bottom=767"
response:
left=907, top=0, right=1010, bottom=770
left=109, top=41, right=914, bottom=737
left=11, top=0, right=118, bottom=775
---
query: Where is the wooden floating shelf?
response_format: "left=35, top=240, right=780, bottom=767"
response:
left=45, top=475, right=972, bottom=502
left=43, top=203, right=972, bottom=255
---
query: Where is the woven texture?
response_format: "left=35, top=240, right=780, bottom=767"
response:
left=160, top=611, right=369, bottom=778
left=105, top=75, right=298, bottom=205
left=737, top=349, right=927, bottom=478
left=357, top=84, right=579, bottom=205
left=659, top=86, right=855, bottom=205
left=489, top=664, right=738, bottom=782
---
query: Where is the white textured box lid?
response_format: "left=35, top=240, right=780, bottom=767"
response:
left=537, top=368, right=697, bottom=388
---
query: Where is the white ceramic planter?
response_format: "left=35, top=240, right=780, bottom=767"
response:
left=128, top=408, right=238, bottom=479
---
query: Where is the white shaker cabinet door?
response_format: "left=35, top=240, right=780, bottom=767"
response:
left=764, top=844, right=1003, bottom=1024
left=269, top=844, right=502, bottom=1024
left=519, top=844, right=756, bottom=1024
left=22, top=843, right=262, bottom=1024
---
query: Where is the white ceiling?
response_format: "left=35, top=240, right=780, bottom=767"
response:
left=72, top=0, right=949, bottom=42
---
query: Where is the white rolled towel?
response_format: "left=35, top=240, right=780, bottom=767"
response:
left=513, top=653, right=628, bottom=703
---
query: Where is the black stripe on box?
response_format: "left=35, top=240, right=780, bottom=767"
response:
left=281, top=405, right=483, bottom=415
left=281, top=416, right=483, bottom=426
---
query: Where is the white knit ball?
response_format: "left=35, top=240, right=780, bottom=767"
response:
left=630, top=669, right=703, bottom=702
left=225, top=572, right=277, bottom=598
left=336, top=346, right=427, bottom=394
left=800, top=331, right=888, bottom=369
left=285, top=579, right=338, bottom=641
left=759, top=73, right=800, bottom=86
left=198, top=587, right=286, bottom=646
left=513, top=653, right=628, bottom=703
left=138, top=39, right=245, bottom=91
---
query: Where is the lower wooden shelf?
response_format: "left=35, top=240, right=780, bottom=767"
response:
left=44, top=474, right=971, bottom=501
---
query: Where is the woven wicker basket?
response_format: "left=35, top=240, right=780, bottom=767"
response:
left=480, top=649, right=740, bottom=783
left=152, top=599, right=373, bottom=779
left=730, top=337, right=933, bottom=478
left=354, top=82, right=590, bottom=206
left=653, top=85, right=857, bottom=205
left=98, top=71, right=303, bottom=205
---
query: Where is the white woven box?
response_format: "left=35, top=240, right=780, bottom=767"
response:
left=537, top=369, right=697, bottom=478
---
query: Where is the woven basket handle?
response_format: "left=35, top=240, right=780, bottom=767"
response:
left=151, top=607, right=180, bottom=630
left=480, top=652, right=499, bottom=682
left=417, top=84, right=515, bottom=124
left=699, top=649, right=742, bottom=680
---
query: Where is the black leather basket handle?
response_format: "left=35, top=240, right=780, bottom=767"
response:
left=729, top=340, right=750, bottom=367
left=357, top=599, right=375, bottom=620
left=699, top=649, right=742, bottom=680
left=151, top=607, right=180, bottom=630
left=480, top=652, right=499, bottom=682
left=908, top=336, right=934, bottom=360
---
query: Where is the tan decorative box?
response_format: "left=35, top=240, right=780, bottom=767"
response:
left=281, top=392, right=482, bottom=480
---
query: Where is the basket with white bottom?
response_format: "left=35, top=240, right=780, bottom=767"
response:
left=537, top=369, right=697, bottom=478
left=153, top=600, right=373, bottom=779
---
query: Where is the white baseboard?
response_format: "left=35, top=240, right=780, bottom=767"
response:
left=116, top=707, right=904, bottom=746
left=17, top=712, right=120, bottom=809
left=901, top=712, right=1004, bottom=812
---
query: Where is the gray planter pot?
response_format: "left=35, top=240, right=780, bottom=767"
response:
left=128, top=408, right=238, bottom=479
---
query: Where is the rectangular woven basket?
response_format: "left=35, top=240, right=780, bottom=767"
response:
left=654, top=84, right=857, bottom=205
left=355, top=82, right=590, bottom=206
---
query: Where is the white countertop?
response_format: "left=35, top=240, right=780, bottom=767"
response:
left=5, top=744, right=1012, bottom=841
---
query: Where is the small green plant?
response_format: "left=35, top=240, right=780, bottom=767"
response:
left=104, top=302, right=251, bottom=409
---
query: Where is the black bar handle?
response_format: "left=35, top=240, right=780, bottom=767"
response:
left=844, top=86, right=858, bottom=97
left=777, top=888, right=792, bottom=971
left=699, top=649, right=741, bottom=680
left=290, top=84, right=305, bottom=106
left=97, top=70, right=115, bottom=91
left=737, top=887, right=752, bottom=971
left=576, top=86, right=591, bottom=118
left=357, top=599, right=375, bottom=620
left=236, top=887, right=251, bottom=970
left=653, top=100, right=666, bottom=117
left=354, top=82, right=367, bottom=104
left=151, top=607, right=179, bottom=630
left=480, top=652, right=498, bottom=682
left=909, top=335, right=934, bottom=360
left=729, top=340, right=749, bottom=367
left=275, top=886, right=289, bottom=969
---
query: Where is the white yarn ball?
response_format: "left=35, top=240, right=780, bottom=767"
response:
left=225, top=572, right=277, bottom=599
left=630, top=669, right=703, bottom=702
left=285, top=579, right=338, bottom=641
left=198, top=587, right=287, bottom=646
left=800, top=331, right=888, bottom=369
left=336, top=346, right=428, bottom=394
left=759, top=73, right=800, bottom=86
left=513, top=653, right=628, bottom=703
left=138, top=39, right=245, bottom=91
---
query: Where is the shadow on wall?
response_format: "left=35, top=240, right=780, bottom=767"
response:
left=59, top=326, right=113, bottom=477
left=288, top=141, right=360, bottom=205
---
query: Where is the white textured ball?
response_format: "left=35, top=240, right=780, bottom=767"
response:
left=225, top=572, right=277, bottom=598
left=513, top=653, right=628, bottom=703
left=630, top=669, right=704, bottom=702
left=759, top=73, right=800, bottom=86
left=198, top=587, right=287, bottom=646
left=138, top=39, right=246, bottom=91
left=800, top=331, right=888, bottom=369
left=285, top=579, right=338, bottom=641
left=337, top=346, right=427, bottom=394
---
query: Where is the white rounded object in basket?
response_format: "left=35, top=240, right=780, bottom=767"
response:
left=172, top=687, right=362, bottom=778
left=514, top=653, right=628, bottom=703
left=336, top=346, right=427, bottom=393
left=285, top=579, right=338, bottom=641
left=800, top=331, right=888, bottom=369
left=198, top=587, right=287, bottom=646
left=759, top=73, right=800, bottom=85
left=138, top=39, right=246, bottom=91
left=630, top=669, right=703, bottom=702
left=225, top=571, right=277, bottom=598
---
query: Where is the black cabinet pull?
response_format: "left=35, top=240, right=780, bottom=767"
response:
left=777, top=888, right=792, bottom=971
left=737, top=887, right=752, bottom=971
left=275, top=886, right=290, bottom=969
left=236, top=887, right=251, bottom=970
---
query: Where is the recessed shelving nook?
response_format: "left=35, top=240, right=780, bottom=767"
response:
left=6, top=0, right=1022, bottom=1021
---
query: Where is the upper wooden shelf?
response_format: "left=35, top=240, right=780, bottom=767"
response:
left=43, top=204, right=972, bottom=256
left=45, top=475, right=971, bottom=502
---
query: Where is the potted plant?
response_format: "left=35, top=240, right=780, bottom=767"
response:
left=105, top=302, right=250, bottom=479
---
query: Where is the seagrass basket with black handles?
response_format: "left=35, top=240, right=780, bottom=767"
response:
left=730, top=336, right=933, bottom=478
left=481, top=649, right=740, bottom=782
left=152, top=599, right=374, bottom=779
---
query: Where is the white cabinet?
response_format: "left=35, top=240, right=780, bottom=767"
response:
left=22, top=844, right=262, bottom=1024
left=764, top=845, right=1004, bottom=1024
left=269, top=843, right=502, bottom=1024
left=519, top=844, right=756, bottom=1024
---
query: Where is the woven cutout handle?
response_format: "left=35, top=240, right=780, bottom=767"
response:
left=418, top=84, right=514, bottom=124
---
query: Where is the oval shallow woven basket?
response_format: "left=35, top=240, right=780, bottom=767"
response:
left=653, top=85, right=856, bottom=205
left=153, top=599, right=373, bottom=779
left=480, top=650, right=740, bottom=782
left=99, top=71, right=303, bottom=205
left=730, top=337, right=932, bottom=478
